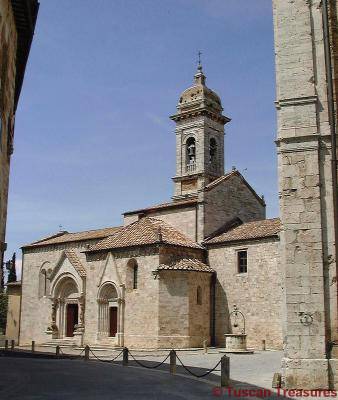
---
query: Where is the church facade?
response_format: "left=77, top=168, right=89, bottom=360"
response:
left=19, top=66, right=283, bottom=350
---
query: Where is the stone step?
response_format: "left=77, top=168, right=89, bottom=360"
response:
left=41, top=340, right=77, bottom=348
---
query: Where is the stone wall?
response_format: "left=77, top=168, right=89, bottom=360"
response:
left=105, top=247, right=160, bottom=349
left=173, top=115, right=226, bottom=199
left=20, top=241, right=91, bottom=345
left=0, top=0, right=17, bottom=283
left=124, top=205, right=197, bottom=242
left=20, top=239, right=211, bottom=349
left=203, top=174, right=266, bottom=239
left=158, top=270, right=211, bottom=348
left=207, top=238, right=282, bottom=350
left=273, top=0, right=338, bottom=389
left=5, top=283, right=21, bottom=344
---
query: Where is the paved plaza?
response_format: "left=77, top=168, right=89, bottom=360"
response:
left=0, top=348, right=285, bottom=399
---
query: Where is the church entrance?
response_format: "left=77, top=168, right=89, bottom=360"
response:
left=97, top=283, right=120, bottom=340
left=109, top=307, right=118, bottom=337
left=66, top=303, right=78, bottom=337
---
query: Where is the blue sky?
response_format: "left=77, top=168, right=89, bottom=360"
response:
left=6, top=0, right=277, bottom=270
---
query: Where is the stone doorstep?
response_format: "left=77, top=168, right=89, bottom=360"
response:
left=219, top=349, right=255, bottom=354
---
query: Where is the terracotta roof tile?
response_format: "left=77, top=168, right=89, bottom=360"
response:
left=64, top=250, right=87, bottom=277
left=123, top=198, right=197, bottom=216
left=88, top=217, right=203, bottom=252
left=23, top=226, right=122, bottom=248
left=205, top=218, right=281, bottom=245
left=158, top=259, right=213, bottom=273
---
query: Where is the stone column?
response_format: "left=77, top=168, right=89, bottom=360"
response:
left=118, top=284, right=125, bottom=347
left=59, top=299, right=65, bottom=338
left=98, top=300, right=102, bottom=336
left=273, top=0, right=337, bottom=389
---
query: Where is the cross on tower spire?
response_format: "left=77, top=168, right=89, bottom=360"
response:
left=197, top=50, right=202, bottom=71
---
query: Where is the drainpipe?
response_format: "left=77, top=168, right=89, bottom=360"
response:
left=322, top=0, right=338, bottom=355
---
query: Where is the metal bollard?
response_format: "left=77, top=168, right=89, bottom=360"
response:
left=11, top=339, right=15, bottom=350
left=221, top=355, right=230, bottom=387
left=31, top=341, right=35, bottom=353
left=84, top=345, right=90, bottom=361
left=261, top=339, right=266, bottom=351
left=169, top=350, right=176, bottom=375
left=122, top=347, right=128, bottom=366
left=5, top=339, right=8, bottom=350
left=203, top=339, right=208, bottom=354
left=56, top=345, right=60, bottom=358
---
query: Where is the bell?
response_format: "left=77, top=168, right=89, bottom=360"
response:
left=233, top=322, right=238, bottom=328
left=188, top=146, right=195, bottom=156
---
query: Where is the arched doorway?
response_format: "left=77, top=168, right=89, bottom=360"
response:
left=98, top=283, right=119, bottom=339
left=53, top=276, right=80, bottom=338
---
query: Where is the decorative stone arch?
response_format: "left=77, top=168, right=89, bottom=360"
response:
left=51, top=272, right=80, bottom=299
left=48, top=273, right=83, bottom=339
left=97, top=281, right=122, bottom=343
left=38, top=261, right=51, bottom=298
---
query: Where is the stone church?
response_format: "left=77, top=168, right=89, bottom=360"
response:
left=18, top=65, right=283, bottom=350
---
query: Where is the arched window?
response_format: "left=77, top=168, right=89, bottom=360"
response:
left=209, top=138, right=217, bottom=164
left=39, top=269, right=47, bottom=298
left=186, top=137, right=196, bottom=171
left=39, top=263, right=51, bottom=298
left=133, top=265, right=138, bottom=289
left=127, top=259, right=139, bottom=290
left=197, top=286, right=202, bottom=305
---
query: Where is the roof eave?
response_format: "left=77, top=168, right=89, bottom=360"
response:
left=10, top=0, right=40, bottom=111
left=204, top=234, right=280, bottom=247
left=85, top=241, right=204, bottom=254
left=123, top=200, right=198, bottom=216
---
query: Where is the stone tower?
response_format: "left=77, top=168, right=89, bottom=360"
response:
left=170, top=64, right=230, bottom=200
left=273, top=0, right=337, bottom=389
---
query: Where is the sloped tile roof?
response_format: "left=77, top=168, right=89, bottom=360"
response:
left=158, top=258, right=213, bottom=273
left=123, top=198, right=197, bottom=216
left=64, top=250, right=87, bottom=277
left=23, top=226, right=122, bottom=249
left=88, top=217, right=203, bottom=252
left=205, top=218, right=281, bottom=245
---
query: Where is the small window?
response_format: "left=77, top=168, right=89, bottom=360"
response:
left=197, top=286, right=202, bottom=305
left=133, top=265, right=138, bottom=289
left=237, top=250, right=247, bottom=274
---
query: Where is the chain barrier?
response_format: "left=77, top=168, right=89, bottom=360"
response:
left=57, top=345, right=222, bottom=379
left=89, top=348, right=124, bottom=363
left=128, top=350, right=170, bottom=369
left=175, top=353, right=221, bottom=378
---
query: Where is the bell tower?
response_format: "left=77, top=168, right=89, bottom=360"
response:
left=170, top=64, right=230, bottom=200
